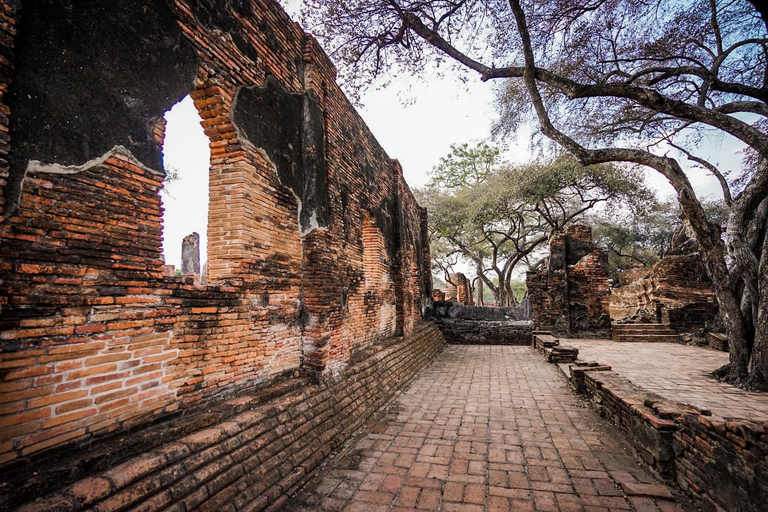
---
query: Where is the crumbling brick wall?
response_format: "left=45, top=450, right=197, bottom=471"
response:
left=526, top=225, right=610, bottom=335
left=609, top=222, right=718, bottom=329
left=443, top=272, right=473, bottom=305
left=0, top=0, right=432, bottom=470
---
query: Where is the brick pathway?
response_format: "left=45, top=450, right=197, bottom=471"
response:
left=282, top=346, right=693, bottom=512
left=565, top=339, right=768, bottom=421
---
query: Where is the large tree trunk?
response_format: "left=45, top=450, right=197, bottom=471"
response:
left=710, top=159, right=768, bottom=389
left=476, top=266, right=484, bottom=306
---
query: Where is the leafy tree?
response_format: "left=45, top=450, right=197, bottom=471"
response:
left=304, top=0, right=768, bottom=390
left=591, top=197, right=730, bottom=282
left=418, top=145, right=650, bottom=306
left=429, top=141, right=501, bottom=189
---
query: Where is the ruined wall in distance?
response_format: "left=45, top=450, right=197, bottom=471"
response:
left=527, top=225, right=610, bottom=335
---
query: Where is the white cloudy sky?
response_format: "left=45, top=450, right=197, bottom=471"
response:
left=160, top=0, right=744, bottom=269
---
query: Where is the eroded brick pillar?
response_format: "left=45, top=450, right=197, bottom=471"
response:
left=182, top=231, right=200, bottom=275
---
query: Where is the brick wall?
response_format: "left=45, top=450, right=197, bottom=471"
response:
left=0, top=0, right=431, bottom=471
left=577, top=368, right=768, bottom=512
left=609, top=254, right=718, bottom=329
left=7, top=322, right=445, bottom=512
left=527, top=225, right=610, bottom=335
left=445, top=273, right=473, bottom=305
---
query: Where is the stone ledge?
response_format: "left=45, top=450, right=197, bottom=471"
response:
left=8, top=322, right=445, bottom=512
left=533, top=332, right=578, bottom=363
left=433, top=318, right=532, bottom=346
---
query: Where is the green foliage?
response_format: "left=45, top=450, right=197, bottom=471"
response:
left=162, top=165, right=181, bottom=196
left=509, top=280, right=527, bottom=302
left=590, top=197, right=730, bottom=282
left=419, top=141, right=654, bottom=305
left=428, top=141, right=501, bottom=189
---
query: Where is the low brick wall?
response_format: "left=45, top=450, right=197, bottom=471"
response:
left=576, top=367, right=768, bottom=512
left=434, top=319, right=532, bottom=345
left=7, top=322, right=445, bottom=512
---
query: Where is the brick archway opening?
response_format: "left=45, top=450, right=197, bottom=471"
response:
left=160, top=94, right=211, bottom=282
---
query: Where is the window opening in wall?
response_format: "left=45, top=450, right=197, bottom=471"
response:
left=161, top=95, right=210, bottom=280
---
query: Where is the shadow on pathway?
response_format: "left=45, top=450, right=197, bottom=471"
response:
left=282, top=345, right=695, bottom=512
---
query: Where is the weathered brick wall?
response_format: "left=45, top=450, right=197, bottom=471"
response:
left=578, top=368, right=768, bottom=512
left=6, top=322, right=445, bottom=512
left=609, top=254, right=718, bottom=329
left=527, top=225, right=610, bottom=335
left=0, top=0, right=431, bottom=471
left=445, top=272, right=473, bottom=305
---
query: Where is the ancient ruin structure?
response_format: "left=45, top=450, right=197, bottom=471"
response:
left=181, top=232, right=202, bottom=276
left=429, top=301, right=532, bottom=345
left=442, top=272, right=473, bottom=304
left=0, top=1, right=440, bottom=510
left=610, top=222, right=718, bottom=330
left=526, top=225, right=611, bottom=335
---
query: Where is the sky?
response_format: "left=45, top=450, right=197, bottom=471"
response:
left=160, top=0, right=746, bottom=269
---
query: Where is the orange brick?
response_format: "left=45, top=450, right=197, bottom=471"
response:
left=1, top=366, right=51, bottom=380
left=27, top=390, right=88, bottom=410
left=94, top=387, right=138, bottom=405
left=68, top=364, right=118, bottom=380
left=84, top=353, right=131, bottom=366
left=0, top=385, right=52, bottom=404
left=21, top=428, right=86, bottom=456
left=56, top=398, right=94, bottom=414
left=0, top=407, right=51, bottom=429
left=41, top=408, right=96, bottom=429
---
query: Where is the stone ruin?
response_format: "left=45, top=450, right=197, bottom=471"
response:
left=0, top=1, right=440, bottom=510
left=609, top=222, right=718, bottom=331
left=526, top=225, right=612, bottom=336
left=0, top=3, right=753, bottom=512
left=441, top=272, right=473, bottom=304
left=429, top=271, right=533, bottom=345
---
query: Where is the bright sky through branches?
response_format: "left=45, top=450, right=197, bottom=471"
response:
left=158, top=0, right=747, bottom=269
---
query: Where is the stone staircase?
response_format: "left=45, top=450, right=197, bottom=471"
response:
left=612, top=323, right=681, bottom=343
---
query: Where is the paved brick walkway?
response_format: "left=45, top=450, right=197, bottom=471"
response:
left=565, top=339, right=768, bottom=421
left=283, top=346, right=693, bottom=512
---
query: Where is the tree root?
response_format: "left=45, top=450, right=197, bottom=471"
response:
left=709, top=363, right=768, bottom=391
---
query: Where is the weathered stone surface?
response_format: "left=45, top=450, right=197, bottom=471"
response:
left=427, top=301, right=533, bottom=345
left=6, top=323, right=444, bottom=512
left=5, top=0, right=199, bottom=214
left=610, top=222, right=718, bottom=331
left=283, top=345, right=692, bottom=512
left=181, top=232, right=201, bottom=275
left=552, top=341, right=768, bottom=512
left=441, top=272, right=473, bottom=305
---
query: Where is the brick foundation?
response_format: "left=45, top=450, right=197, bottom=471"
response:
left=8, top=322, right=444, bottom=512
left=609, top=222, right=718, bottom=330
left=568, top=364, right=768, bottom=512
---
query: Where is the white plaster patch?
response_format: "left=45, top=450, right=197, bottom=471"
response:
left=27, top=145, right=162, bottom=176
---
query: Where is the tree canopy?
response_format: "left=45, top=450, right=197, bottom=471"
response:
left=419, top=142, right=651, bottom=306
left=304, top=0, right=768, bottom=390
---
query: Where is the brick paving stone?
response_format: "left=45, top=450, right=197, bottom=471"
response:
left=282, top=346, right=695, bottom=512
left=566, top=339, right=768, bottom=421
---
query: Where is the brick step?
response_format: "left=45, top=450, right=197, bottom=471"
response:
left=612, top=323, right=677, bottom=341
left=612, top=323, right=675, bottom=331
left=613, top=334, right=682, bottom=343
left=613, top=329, right=677, bottom=338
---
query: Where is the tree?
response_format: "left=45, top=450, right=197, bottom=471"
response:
left=430, top=141, right=501, bottom=189
left=418, top=144, right=650, bottom=306
left=304, top=0, right=768, bottom=390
